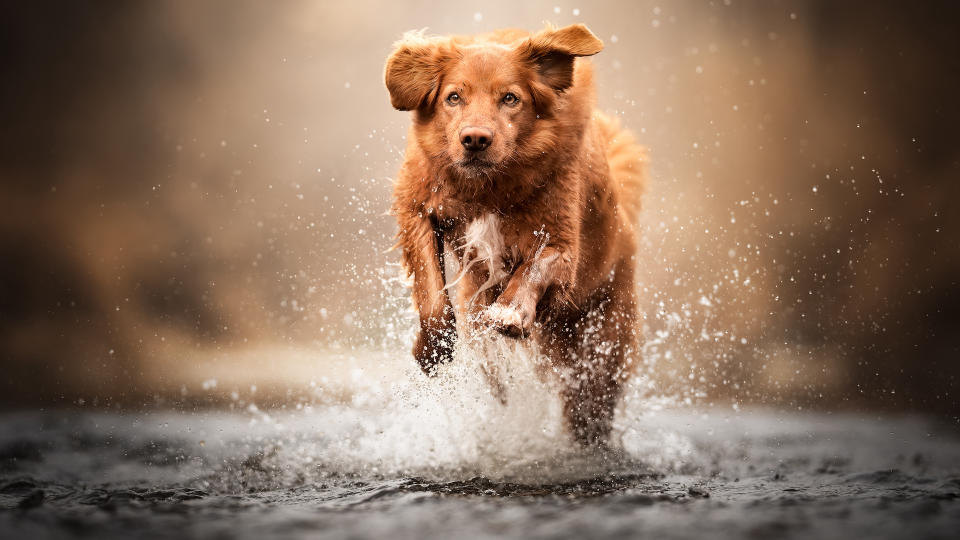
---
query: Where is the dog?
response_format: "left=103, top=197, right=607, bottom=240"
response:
left=385, top=24, right=647, bottom=445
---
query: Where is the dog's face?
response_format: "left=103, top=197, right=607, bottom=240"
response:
left=385, top=25, right=603, bottom=178
left=433, top=48, right=533, bottom=176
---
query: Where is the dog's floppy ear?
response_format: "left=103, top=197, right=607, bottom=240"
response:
left=519, top=24, right=603, bottom=92
left=385, top=32, right=455, bottom=111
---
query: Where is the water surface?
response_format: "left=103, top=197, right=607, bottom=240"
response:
left=1, top=352, right=958, bottom=539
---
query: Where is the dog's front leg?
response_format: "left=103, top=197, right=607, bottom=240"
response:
left=483, top=247, right=573, bottom=338
left=397, top=214, right=457, bottom=375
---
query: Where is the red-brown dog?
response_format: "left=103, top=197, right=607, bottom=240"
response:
left=385, top=24, right=647, bottom=445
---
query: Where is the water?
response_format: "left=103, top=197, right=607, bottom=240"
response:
left=1, top=350, right=958, bottom=539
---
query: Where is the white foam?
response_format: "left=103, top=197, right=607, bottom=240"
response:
left=220, top=341, right=692, bottom=484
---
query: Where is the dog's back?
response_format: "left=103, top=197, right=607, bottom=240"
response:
left=596, top=112, right=647, bottom=224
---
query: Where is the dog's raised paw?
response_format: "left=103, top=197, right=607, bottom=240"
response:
left=482, top=303, right=534, bottom=338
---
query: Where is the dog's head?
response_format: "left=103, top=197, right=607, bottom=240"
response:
left=385, top=24, right=603, bottom=178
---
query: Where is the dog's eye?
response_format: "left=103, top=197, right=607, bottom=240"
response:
left=502, top=93, right=519, bottom=106
left=446, top=93, right=461, bottom=105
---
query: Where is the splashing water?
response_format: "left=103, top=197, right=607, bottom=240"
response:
left=190, top=336, right=686, bottom=486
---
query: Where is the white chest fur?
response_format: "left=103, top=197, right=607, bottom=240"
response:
left=447, top=213, right=511, bottom=305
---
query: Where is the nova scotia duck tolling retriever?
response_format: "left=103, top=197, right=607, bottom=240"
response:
left=385, top=23, right=648, bottom=445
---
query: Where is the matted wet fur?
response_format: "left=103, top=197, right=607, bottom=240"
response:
left=385, top=24, right=647, bottom=445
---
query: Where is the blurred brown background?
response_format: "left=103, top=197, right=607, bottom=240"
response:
left=0, top=1, right=957, bottom=414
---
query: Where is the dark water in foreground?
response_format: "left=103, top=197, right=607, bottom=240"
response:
left=0, top=407, right=958, bottom=539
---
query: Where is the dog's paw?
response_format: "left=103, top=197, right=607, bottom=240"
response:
left=482, top=302, right=534, bottom=339
left=413, top=319, right=456, bottom=376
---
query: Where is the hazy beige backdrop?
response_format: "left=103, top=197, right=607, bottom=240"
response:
left=1, top=1, right=957, bottom=414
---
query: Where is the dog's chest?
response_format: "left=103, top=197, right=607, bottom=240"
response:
left=452, top=213, right=517, bottom=284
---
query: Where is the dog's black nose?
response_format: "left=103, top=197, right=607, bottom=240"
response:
left=460, top=126, right=493, bottom=151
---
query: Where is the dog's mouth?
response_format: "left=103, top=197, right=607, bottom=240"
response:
left=458, top=155, right=495, bottom=171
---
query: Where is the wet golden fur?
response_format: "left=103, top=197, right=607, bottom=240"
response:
left=385, top=24, right=647, bottom=445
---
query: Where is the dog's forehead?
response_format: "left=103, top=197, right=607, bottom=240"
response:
left=448, top=45, right=524, bottom=89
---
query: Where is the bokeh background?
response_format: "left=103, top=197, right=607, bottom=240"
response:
left=1, top=0, right=957, bottom=416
